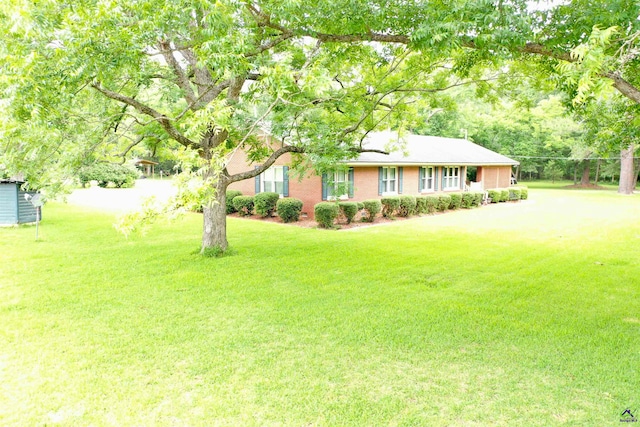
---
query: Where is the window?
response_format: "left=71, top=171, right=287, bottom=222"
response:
left=381, top=166, right=397, bottom=194
left=327, top=170, right=348, bottom=200
left=262, top=166, right=284, bottom=196
left=442, top=166, right=460, bottom=190
left=420, top=166, right=434, bottom=192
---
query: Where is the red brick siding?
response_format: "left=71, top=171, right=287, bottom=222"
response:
left=476, top=166, right=512, bottom=189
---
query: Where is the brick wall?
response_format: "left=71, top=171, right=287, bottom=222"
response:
left=476, top=166, right=512, bottom=189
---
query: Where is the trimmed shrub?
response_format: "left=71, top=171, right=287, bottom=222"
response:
left=415, top=196, right=428, bottom=214
left=233, top=195, right=254, bottom=216
left=508, top=188, right=521, bottom=201
left=437, top=194, right=451, bottom=212
left=519, top=187, right=528, bottom=200
left=254, top=192, right=280, bottom=217
left=338, top=202, right=358, bottom=224
left=500, top=189, right=509, bottom=202
left=356, top=202, right=364, bottom=210
left=449, top=193, right=462, bottom=210
left=461, top=192, right=475, bottom=209
left=425, top=195, right=439, bottom=214
left=276, top=198, right=303, bottom=223
left=226, top=190, right=242, bottom=214
left=487, top=189, right=501, bottom=203
left=381, top=196, right=401, bottom=218
left=315, top=202, right=339, bottom=228
left=79, top=163, right=138, bottom=188
left=397, top=195, right=417, bottom=217
left=362, top=199, right=382, bottom=222
left=473, top=192, right=484, bottom=207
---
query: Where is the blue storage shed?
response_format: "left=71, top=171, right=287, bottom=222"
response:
left=0, top=180, right=40, bottom=225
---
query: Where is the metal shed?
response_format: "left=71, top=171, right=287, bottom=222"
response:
left=0, top=180, right=40, bottom=225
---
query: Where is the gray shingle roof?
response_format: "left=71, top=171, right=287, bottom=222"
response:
left=348, top=131, right=519, bottom=166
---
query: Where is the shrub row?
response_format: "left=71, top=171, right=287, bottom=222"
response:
left=312, top=189, right=525, bottom=228
left=227, top=191, right=304, bottom=223
left=488, top=187, right=528, bottom=203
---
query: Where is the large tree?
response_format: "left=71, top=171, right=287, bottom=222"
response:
left=2, top=0, right=500, bottom=252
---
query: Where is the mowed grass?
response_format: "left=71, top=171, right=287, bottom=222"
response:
left=1, top=188, right=639, bottom=426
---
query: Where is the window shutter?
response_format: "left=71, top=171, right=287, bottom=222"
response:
left=418, top=167, right=424, bottom=192
left=255, top=166, right=261, bottom=194
left=378, top=167, right=383, bottom=195
left=321, top=172, right=328, bottom=201
left=434, top=167, right=438, bottom=191
left=283, top=166, right=289, bottom=197
left=441, top=167, right=446, bottom=190
left=348, top=168, right=354, bottom=198
left=398, top=167, right=403, bottom=194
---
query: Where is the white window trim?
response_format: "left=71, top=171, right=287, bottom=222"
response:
left=261, top=166, right=285, bottom=196
left=381, top=166, right=397, bottom=195
left=442, top=166, right=460, bottom=191
left=420, top=166, right=435, bottom=193
left=327, top=170, right=350, bottom=200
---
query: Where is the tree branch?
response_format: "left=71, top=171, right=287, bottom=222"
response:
left=227, top=144, right=305, bottom=183
left=90, top=82, right=199, bottom=150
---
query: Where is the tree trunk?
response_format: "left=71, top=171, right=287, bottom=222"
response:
left=573, top=162, right=578, bottom=185
left=580, top=159, right=590, bottom=186
left=618, top=145, right=636, bottom=194
left=594, top=159, right=601, bottom=185
left=201, top=178, right=230, bottom=253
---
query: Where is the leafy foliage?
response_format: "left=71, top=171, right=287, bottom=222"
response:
left=437, top=195, right=451, bottom=212
left=448, top=193, right=462, bottom=210
left=254, top=192, right=280, bottom=218
left=226, top=190, right=243, bottom=214
left=381, top=196, right=401, bottom=218
left=314, top=202, right=339, bottom=228
left=78, top=163, right=138, bottom=188
left=233, top=196, right=255, bottom=217
left=362, top=199, right=382, bottom=222
left=397, top=195, right=417, bottom=217
left=276, top=198, right=303, bottom=223
left=338, top=202, right=358, bottom=224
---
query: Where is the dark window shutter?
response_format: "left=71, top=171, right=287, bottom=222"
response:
left=418, top=167, right=424, bottom=192
left=398, top=167, right=403, bottom=194
left=378, top=167, right=383, bottom=195
left=255, top=166, right=261, bottom=194
left=283, top=166, right=289, bottom=197
left=348, top=168, right=354, bottom=198
left=441, top=167, right=446, bottom=190
left=321, top=172, right=328, bottom=201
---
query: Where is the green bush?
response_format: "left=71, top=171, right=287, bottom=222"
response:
left=397, top=195, right=417, bottom=217
left=461, top=192, right=475, bottom=208
left=315, top=202, right=339, bottom=228
left=276, top=198, right=303, bottom=223
left=437, top=194, right=451, bottom=212
left=508, top=188, right=521, bottom=201
left=254, top=192, right=280, bottom=217
left=487, top=189, right=501, bottom=203
left=500, top=189, right=509, bottom=202
left=416, top=196, right=428, bottom=214
left=233, top=196, right=254, bottom=216
left=356, top=202, right=364, bottom=210
left=78, top=163, right=138, bottom=188
left=473, top=192, right=484, bottom=207
left=449, top=193, right=462, bottom=210
left=362, top=199, right=382, bottom=222
left=519, top=187, right=529, bottom=200
left=226, top=190, right=242, bottom=214
left=425, top=196, right=439, bottom=213
left=381, top=196, right=401, bottom=218
left=338, top=201, right=359, bottom=224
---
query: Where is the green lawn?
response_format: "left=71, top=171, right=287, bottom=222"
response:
left=1, top=188, right=639, bottom=426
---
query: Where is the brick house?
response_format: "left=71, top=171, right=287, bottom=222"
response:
left=227, top=131, right=518, bottom=217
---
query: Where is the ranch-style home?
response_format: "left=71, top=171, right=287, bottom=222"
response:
left=227, top=131, right=519, bottom=217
